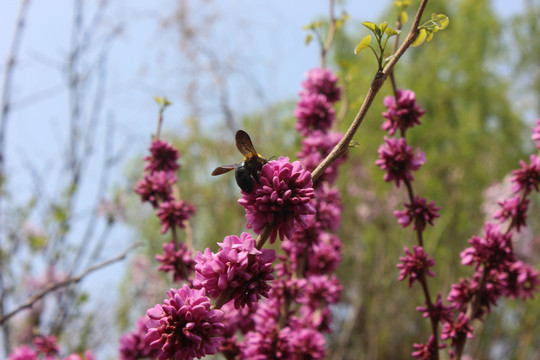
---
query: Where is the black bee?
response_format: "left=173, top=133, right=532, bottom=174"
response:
left=211, top=130, right=268, bottom=193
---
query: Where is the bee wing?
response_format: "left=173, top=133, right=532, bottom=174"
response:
left=235, top=130, right=257, bottom=156
left=211, top=164, right=236, bottom=176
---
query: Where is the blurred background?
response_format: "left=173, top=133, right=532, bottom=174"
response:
left=0, top=0, right=539, bottom=359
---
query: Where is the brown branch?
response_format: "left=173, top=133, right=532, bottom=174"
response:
left=311, top=0, right=429, bottom=184
left=321, top=0, right=337, bottom=69
left=0, top=242, right=141, bottom=326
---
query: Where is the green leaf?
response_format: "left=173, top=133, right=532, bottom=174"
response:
left=384, top=26, right=400, bottom=37
left=354, top=35, right=372, bottom=54
left=349, top=140, right=361, bottom=148
left=431, top=13, right=442, bottom=27
left=305, top=33, right=312, bottom=45
left=379, top=22, right=388, bottom=34
left=437, top=14, right=450, bottom=30
left=362, top=21, right=378, bottom=32
left=426, top=30, right=434, bottom=42
left=154, top=96, right=171, bottom=107
left=411, top=28, right=427, bottom=47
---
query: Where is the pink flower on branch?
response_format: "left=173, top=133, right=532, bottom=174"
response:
left=300, top=67, right=341, bottom=103
left=238, top=157, right=316, bottom=243
left=376, top=137, right=426, bottom=188
left=294, top=93, right=335, bottom=136
left=394, top=196, right=440, bottom=231
left=146, top=285, right=224, bottom=360
left=397, top=246, right=435, bottom=288
left=144, top=139, right=180, bottom=174
left=193, top=232, right=276, bottom=309
left=460, top=222, right=514, bottom=271
left=156, top=200, right=195, bottom=234
left=382, top=89, right=425, bottom=136
left=156, top=241, right=195, bottom=282
left=510, top=154, right=540, bottom=194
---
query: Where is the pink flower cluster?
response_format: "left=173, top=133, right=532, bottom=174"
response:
left=135, top=139, right=195, bottom=232
left=238, top=157, right=316, bottom=243
left=441, top=130, right=540, bottom=348
left=294, top=68, right=340, bottom=136
left=145, top=285, right=225, bottom=360
left=8, top=335, right=95, bottom=360
left=232, top=67, right=346, bottom=358
left=134, top=139, right=196, bottom=282
left=193, top=232, right=276, bottom=308
left=382, top=89, right=425, bottom=136
left=380, top=90, right=540, bottom=358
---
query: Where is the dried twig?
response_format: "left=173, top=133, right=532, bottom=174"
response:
left=0, top=242, right=141, bottom=326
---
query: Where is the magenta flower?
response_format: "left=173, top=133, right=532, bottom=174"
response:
left=447, top=278, right=474, bottom=311
left=313, top=184, right=343, bottom=231
left=411, top=335, right=445, bottom=360
left=134, top=170, right=176, bottom=207
left=460, top=222, right=514, bottom=271
left=297, top=131, right=346, bottom=185
left=146, top=285, right=224, bottom=360
left=144, top=139, right=180, bottom=174
left=156, top=241, right=195, bottom=281
left=306, top=232, right=343, bottom=275
left=7, top=346, right=37, bottom=360
left=298, top=274, right=342, bottom=308
left=218, top=301, right=257, bottom=360
left=33, top=335, right=59, bottom=356
left=156, top=200, right=195, bottom=234
left=382, top=89, right=425, bottom=136
left=193, top=233, right=276, bottom=308
left=295, top=304, right=333, bottom=333
left=240, top=325, right=290, bottom=360
left=238, top=157, right=316, bottom=243
left=493, top=195, right=529, bottom=231
left=440, top=312, right=473, bottom=347
left=397, top=246, right=435, bottom=288
left=376, top=137, right=426, bottom=187
left=119, top=316, right=160, bottom=360
left=416, top=293, right=453, bottom=324
left=294, top=93, right=335, bottom=136
left=532, top=119, right=540, bottom=148
left=281, top=327, right=327, bottom=360
left=394, top=196, right=440, bottom=231
left=301, top=67, right=341, bottom=103
left=510, top=154, right=540, bottom=194
left=500, top=260, right=540, bottom=300
left=239, top=299, right=290, bottom=359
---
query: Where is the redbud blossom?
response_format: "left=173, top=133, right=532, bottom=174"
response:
left=300, top=67, right=341, bottom=103
left=156, top=200, right=195, bottom=234
left=376, top=137, right=426, bottom=187
left=294, top=93, right=335, bottom=136
left=146, top=285, right=224, bottom=360
left=382, top=89, right=425, bottom=136
left=397, top=246, right=435, bottom=288
left=238, top=157, right=316, bottom=243
left=510, top=154, right=540, bottom=194
left=193, top=233, right=276, bottom=309
left=144, top=139, right=180, bottom=174
left=394, top=196, right=440, bottom=231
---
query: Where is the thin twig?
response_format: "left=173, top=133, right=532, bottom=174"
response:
left=311, top=0, right=429, bottom=184
left=0, top=242, right=141, bottom=326
left=0, top=1, right=32, bottom=355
